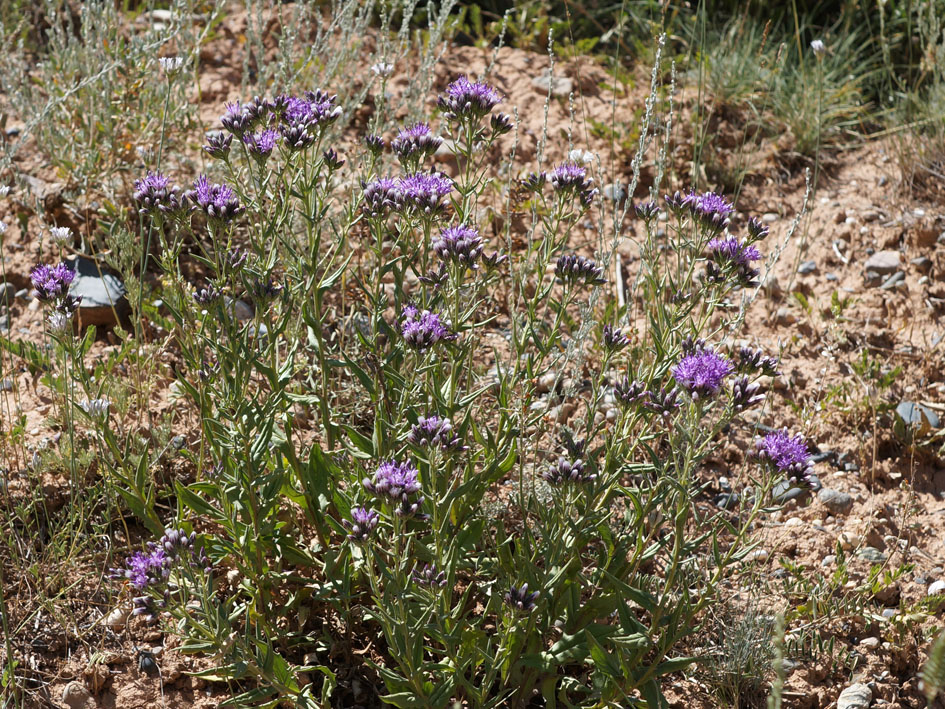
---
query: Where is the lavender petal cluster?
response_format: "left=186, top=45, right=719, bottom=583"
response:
left=438, top=76, right=502, bottom=121
left=432, top=224, right=483, bottom=269
left=732, top=376, right=765, bottom=412
left=203, top=131, right=232, bottom=159
left=645, top=386, right=681, bottom=419
left=193, top=283, right=222, bottom=306
left=133, top=171, right=185, bottom=216
left=412, top=563, right=447, bottom=588
left=242, top=129, right=280, bottom=158
left=406, top=415, right=465, bottom=452
left=734, top=346, right=780, bottom=377
left=672, top=350, right=734, bottom=400
left=542, top=457, right=596, bottom=485
left=362, top=177, right=399, bottom=217
left=396, top=172, right=454, bottom=216
left=392, top=122, right=442, bottom=164
left=344, top=507, right=379, bottom=542
left=363, top=460, right=426, bottom=518
left=185, top=176, right=245, bottom=223
left=684, top=190, right=734, bottom=231
left=602, top=325, right=630, bottom=351
left=753, top=429, right=815, bottom=487
left=614, top=377, right=647, bottom=407
left=401, top=305, right=453, bottom=351
left=549, top=162, right=597, bottom=204
left=706, top=236, right=762, bottom=287
left=555, top=254, right=606, bottom=287
left=505, top=583, right=539, bottom=612
left=31, top=263, right=75, bottom=302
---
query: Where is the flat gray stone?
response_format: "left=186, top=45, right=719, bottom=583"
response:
left=896, top=401, right=940, bottom=432
left=836, top=682, right=871, bottom=709
left=531, top=74, right=573, bottom=97
left=602, top=183, right=626, bottom=203
left=879, top=271, right=905, bottom=290
left=856, top=546, right=887, bottom=563
left=797, top=260, right=817, bottom=274
left=818, top=488, right=853, bottom=514
left=68, top=257, right=129, bottom=328
left=0, top=282, right=14, bottom=310
left=772, top=474, right=821, bottom=504
left=864, top=250, right=900, bottom=275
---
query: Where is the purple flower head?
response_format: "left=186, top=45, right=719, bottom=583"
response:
left=412, top=563, right=447, bottom=588
left=735, top=346, right=780, bottom=376
left=491, top=112, right=514, bottom=136
left=505, top=583, right=539, bottom=612
left=418, top=263, right=449, bottom=289
left=344, top=507, right=379, bottom=542
left=543, top=457, right=596, bottom=485
left=406, top=415, right=465, bottom=452
left=220, top=101, right=253, bottom=137
left=363, top=460, right=421, bottom=500
left=280, top=121, right=315, bottom=150
left=555, top=253, right=606, bottom=287
left=204, top=131, right=232, bottom=159
left=754, top=429, right=814, bottom=487
left=242, top=129, right=279, bottom=158
left=707, top=236, right=761, bottom=266
left=392, top=122, right=442, bottom=164
left=438, top=76, right=502, bottom=121
left=645, top=385, right=681, bottom=419
left=185, top=175, right=245, bottom=223
left=193, top=283, right=222, bottom=306
left=31, top=263, right=75, bottom=302
left=684, top=190, right=734, bottom=231
left=602, top=325, right=630, bottom=351
left=159, top=527, right=196, bottom=558
left=680, top=336, right=708, bottom=356
left=549, top=162, right=593, bottom=194
left=433, top=224, right=483, bottom=269
left=118, top=548, right=172, bottom=591
left=323, top=148, right=345, bottom=171
left=747, top=217, right=769, bottom=241
left=614, top=377, right=647, bottom=407
left=365, top=134, right=385, bottom=156
left=401, top=304, right=453, bottom=351
left=134, top=171, right=184, bottom=215
left=732, top=376, right=765, bottom=412
left=362, top=176, right=399, bottom=217
left=396, top=172, right=453, bottom=216
left=672, top=350, right=734, bottom=399
left=522, top=171, right=547, bottom=192
left=635, top=200, right=660, bottom=222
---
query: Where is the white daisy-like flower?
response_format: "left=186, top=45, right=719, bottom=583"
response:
left=49, top=226, right=72, bottom=245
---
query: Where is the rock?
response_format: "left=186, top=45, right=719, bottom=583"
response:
left=864, top=270, right=883, bottom=288
left=747, top=548, right=769, bottom=562
left=838, top=531, right=860, bottom=550
left=227, top=298, right=254, bottom=322
left=68, top=257, right=129, bottom=328
left=819, top=488, right=854, bottom=515
left=0, top=315, right=8, bottom=333
left=797, top=260, right=817, bottom=275
left=714, top=492, right=739, bottom=510
left=826, top=272, right=838, bottom=281
left=61, top=681, right=93, bottom=709
left=531, top=74, right=573, bottom=97
left=834, top=210, right=847, bottom=224
left=775, top=307, right=797, bottom=325
left=859, top=636, right=880, bottom=650
left=895, top=401, right=940, bottom=433
left=879, top=271, right=905, bottom=290
left=602, top=182, right=627, bottom=203
left=822, top=555, right=837, bottom=567
left=772, top=474, right=821, bottom=505
left=857, top=546, right=888, bottom=563
left=761, top=212, right=778, bottom=224
left=864, top=250, right=901, bottom=275
left=881, top=608, right=897, bottom=619
left=105, top=604, right=130, bottom=630
left=762, top=273, right=782, bottom=299
left=928, top=579, right=945, bottom=596
left=836, top=683, right=872, bottom=709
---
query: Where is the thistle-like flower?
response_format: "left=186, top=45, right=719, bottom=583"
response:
left=549, top=162, right=594, bottom=196
left=706, top=236, right=762, bottom=287
left=392, top=122, right=442, bottom=164
left=371, top=62, right=394, bottom=78
left=242, top=129, right=279, bottom=158
left=684, top=190, right=734, bottom=231
left=323, top=148, right=345, bottom=171
left=672, top=350, right=734, bottom=399
left=734, top=346, right=780, bottom=376
left=220, top=101, right=253, bottom=137
left=602, top=325, right=630, bottom=351
left=362, top=177, right=399, bottom=217
left=204, top=131, right=232, bottom=159
left=635, top=200, right=660, bottom=222
left=645, top=386, right=681, bottom=419
left=732, top=376, right=765, bottom=412
left=133, top=171, right=184, bottom=215
left=158, top=56, right=184, bottom=76
left=505, top=583, right=539, bottom=612
left=438, top=76, right=502, bottom=121
left=490, top=112, right=514, bottom=136
left=746, top=217, right=769, bottom=241
left=522, top=171, right=547, bottom=192
left=432, top=224, right=483, bottom=269
left=406, top=415, right=465, bottom=452
left=363, top=460, right=422, bottom=500
left=193, top=283, right=222, bottom=306
left=753, top=429, right=814, bottom=487
left=30, top=263, right=75, bottom=302
left=365, top=134, right=385, bottom=156
left=412, top=563, right=447, bottom=588
left=396, top=172, right=453, bottom=216
left=542, top=457, right=596, bottom=485
left=185, top=176, right=245, bottom=223
left=555, top=253, right=606, bottom=286
left=401, top=305, right=453, bottom=351
left=343, top=507, right=379, bottom=542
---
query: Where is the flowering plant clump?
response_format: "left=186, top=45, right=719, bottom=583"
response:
left=185, top=175, right=245, bottom=223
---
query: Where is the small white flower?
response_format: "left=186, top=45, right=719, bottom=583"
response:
left=49, top=226, right=72, bottom=245
left=568, top=149, right=595, bottom=165
left=810, top=39, right=826, bottom=57
left=371, top=61, right=394, bottom=78
left=79, top=397, right=110, bottom=418
left=0, top=185, right=10, bottom=197
left=0, top=221, right=7, bottom=235
left=48, top=310, right=73, bottom=333
left=159, top=56, right=184, bottom=76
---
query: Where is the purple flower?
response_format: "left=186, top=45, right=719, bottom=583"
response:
left=204, top=131, right=232, bottom=159
left=672, top=350, right=734, bottom=399
left=185, top=175, right=245, bottom=223
left=396, top=172, right=453, bottom=215
left=522, top=171, right=547, bottom=192
left=491, top=112, right=514, bottom=136
left=193, top=283, right=222, bottom=305
left=363, top=460, right=422, bottom=499
left=734, top=346, right=780, bottom=376
left=645, top=385, right=681, bottom=418
left=707, top=236, right=761, bottom=266
left=747, top=217, right=769, bottom=240
left=278, top=90, right=342, bottom=129
left=31, top=263, right=75, bottom=302
left=543, top=457, right=596, bottom=485
left=438, top=76, right=502, bottom=121
left=555, top=253, right=606, bottom=286
left=412, top=563, right=446, bottom=588
left=344, top=507, right=379, bottom=542
left=159, top=527, right=196, bottom=557
left=323, top=148, right=344, bottom=171
left=392, top=122, right=442, bottom=163
left=505, top=583, right=539, bottom=612
left=732, top=376, right=764, bottom=412
left=133, top=171, right=184, bottom=215
left=614, top=377, right=647, bottom=407
left=220, top=101, right=254, bottom=137
left=401, top=305, right=453, bottom=350
left=406, top=415, right=465, bottom=452
left=362, top=177, right=399, bottom=217
left=682, top=190, right=734, bottom=231
left=365, top=134, right=385, bottom=156
left=549, top=162, right=590, bottom=192
left=602, top=325, right=630, bottom=351
left=754, top=429, right=814, bottom=486
left=118, top=549, right=171, bottom=591
left=242, top=129, right=279, bottom=158
left=433, top=224, right=483, bottom=269
left=635, top=201, right=660, bottom=222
